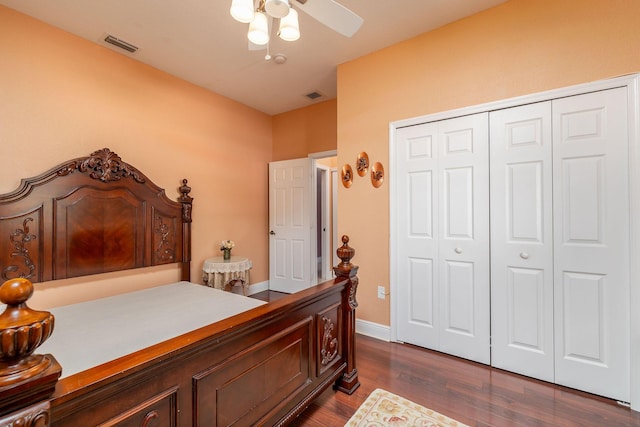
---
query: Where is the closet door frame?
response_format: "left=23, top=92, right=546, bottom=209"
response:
left=389, top=74, right=640, bottom=411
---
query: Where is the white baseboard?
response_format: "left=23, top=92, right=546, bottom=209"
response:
left=245, top=280, right=269, bottom=296
left=356, top=319, right=391, bottom=342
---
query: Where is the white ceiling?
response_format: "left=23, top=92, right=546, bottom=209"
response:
left=1, top=0, right=506, bottom=115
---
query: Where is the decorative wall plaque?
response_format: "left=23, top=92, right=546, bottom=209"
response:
left=356, top=152, right=369, bottom=177
left=371, top=162, right=384, bottom=188
left=341, top=164, right=353, bottom=188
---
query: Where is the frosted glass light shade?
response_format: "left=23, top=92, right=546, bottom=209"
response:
left=278, top=8, right=300, bottom=41
left=248, top=12, right=270, bottom=45
left=230, top=0, right=254, bottom=23
left=265, top=0, right=290, bottom=18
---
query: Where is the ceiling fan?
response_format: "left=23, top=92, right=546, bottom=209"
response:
left=230, top=0, right=363, bottom=49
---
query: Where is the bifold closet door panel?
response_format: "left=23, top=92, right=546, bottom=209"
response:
left=437, top=114, right=490, bottom=365
left=395, top=114, right=490, bottom=365
left=396, top=122, right=440, bottom=349
left=489, top=102, right=555, bottom=382
left=552, top=87, right=630, bottom=402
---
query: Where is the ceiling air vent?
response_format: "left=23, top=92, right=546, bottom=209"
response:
left=305, top=91, right=324, bottom=101
left=104, top=35, right=139, bottom=53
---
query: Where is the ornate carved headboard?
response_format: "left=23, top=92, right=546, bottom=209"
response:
left=0, top=148, right=193, bottom=283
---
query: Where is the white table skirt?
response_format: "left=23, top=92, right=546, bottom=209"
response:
left=202, top=256, right=252, bottom=294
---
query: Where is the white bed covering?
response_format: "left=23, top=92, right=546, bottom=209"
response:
left=37, top=281, right=266, bottom=378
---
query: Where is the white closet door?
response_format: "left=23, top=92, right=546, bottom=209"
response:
left=490, top=102, right=555, bottom=381
left=437, top=114, right=490, bottom=364
left=396, top=122, right=440, bottom=349
left=553, top=88, right=630, bottom=401
left=396, top=114, right=490, bottom=364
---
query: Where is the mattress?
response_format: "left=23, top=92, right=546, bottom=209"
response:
left=37, top=281, right=266, bottom=378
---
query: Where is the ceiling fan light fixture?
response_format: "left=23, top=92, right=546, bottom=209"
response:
left=230, top=0, right=255, bottom=23
left=248, top=11, right=270, bottom=45
left=278, top=8, right=300, bottom=41
left=265, top=0, right=290, bottom=18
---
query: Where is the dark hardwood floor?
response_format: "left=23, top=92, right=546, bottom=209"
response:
left=250, top=291, right=640, bottom=426
left=290, top=334, right=640, bottom=427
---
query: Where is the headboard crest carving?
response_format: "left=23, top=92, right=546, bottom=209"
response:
left=58, top=148, right=146, bottom=183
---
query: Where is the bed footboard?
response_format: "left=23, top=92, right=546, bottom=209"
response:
left=0, top=237, right=359, bottom=427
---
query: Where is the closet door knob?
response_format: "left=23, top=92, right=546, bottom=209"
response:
left=520, top=252, right=529, bottom=260
left=454, top=247, right=463, bottom=254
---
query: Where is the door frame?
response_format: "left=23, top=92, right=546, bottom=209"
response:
left=309, top=150, right=337, bottom=283
left=389, top=74, right=640, bottom=410
left=315, top=162, right=333, bottom=281
left=331, top=168, right=339, bottom=268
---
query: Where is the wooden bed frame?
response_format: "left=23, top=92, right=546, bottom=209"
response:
left=0, top=148, right=359, bottom=426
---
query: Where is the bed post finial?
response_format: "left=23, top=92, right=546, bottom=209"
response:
left=333, top=235, right=360, bottom=394
left=178, top=179, right=193, bottom=282
left=0, top=278, right=61, bottom=416
left=179, top=179, right=193, bottom=223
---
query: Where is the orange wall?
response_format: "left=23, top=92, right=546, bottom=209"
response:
left=0, top=6, right=272, bottom=308
left=272, top=99, right=337, bottom=160
left=337, top=0, right=640, bottom=326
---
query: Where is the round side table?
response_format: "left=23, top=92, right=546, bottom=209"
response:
left=202, top=256, right=252, bottom=295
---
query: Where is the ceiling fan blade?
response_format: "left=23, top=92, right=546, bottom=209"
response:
left=294, top=0, right=363, bottom=37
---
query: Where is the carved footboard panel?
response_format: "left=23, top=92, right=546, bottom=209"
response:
left=0, top=237, right=359, bottom=427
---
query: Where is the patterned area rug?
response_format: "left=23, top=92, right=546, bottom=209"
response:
left=345, top=388, right=468, bottom=427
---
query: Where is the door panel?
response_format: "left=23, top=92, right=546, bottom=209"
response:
left=490, top=102, right=554, bottom=382
left=508, top=161, right=544, bottom=241
left=553, top=88, right=630, bottom=401
left=507, top=267, right=546, bottom=349
left=443, top=167, right=473, bottom=238
left=409, top=258, right=434, bottom=325
left=561, top=156, right=603, bottom=243
left=562, top=272, right=606, bottom=363
left=443, top=260, right=474, bottom=334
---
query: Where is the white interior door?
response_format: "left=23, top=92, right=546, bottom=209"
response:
left=269, top=158, right=312, bottom=293
left=490, top=102, right=555, bottom=382
left=552, top=88, right=630, bottom=401
left=396, top=113, right=490, bottom=364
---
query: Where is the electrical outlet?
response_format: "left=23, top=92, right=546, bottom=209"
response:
left=377, top=286, right=386, bottom=300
